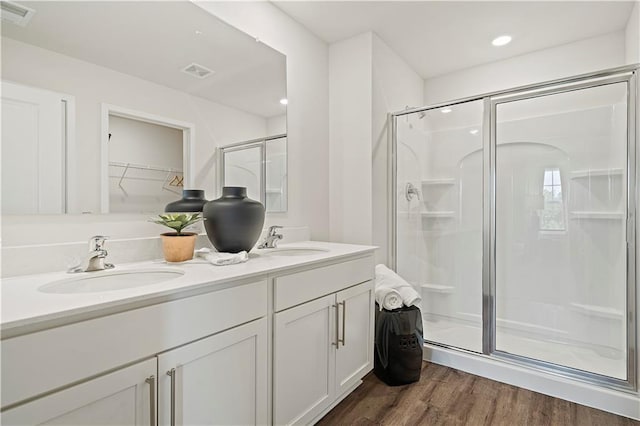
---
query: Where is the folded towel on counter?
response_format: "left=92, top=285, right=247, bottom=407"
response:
left=375, top=287, right=404, bottom=311
left=195, top=248, right=249, bottom=266
left=374, top=264, right=421, bottom=308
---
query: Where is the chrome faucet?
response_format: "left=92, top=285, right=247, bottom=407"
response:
left=68, top=235, right=115, bottom=273
left=258, top=226, right=283, bottom=249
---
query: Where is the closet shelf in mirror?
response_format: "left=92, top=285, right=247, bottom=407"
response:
left=421, top=178, right=455, bottom=186
left=570, top=168, right=623, bottom=179
left=569, top=211, right=625, bottom=220
left=109, top=161, right=183, bottom=194
left=421, top=211, right=455, bottom=218
left=109, top=161, right=183, bottom=174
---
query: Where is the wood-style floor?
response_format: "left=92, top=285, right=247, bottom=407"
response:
left=317, top=362, right=639, bottom=426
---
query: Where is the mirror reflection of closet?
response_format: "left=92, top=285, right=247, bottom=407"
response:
left=108, top=115, right=183, bottom=213
left=102, top=106, right=194, bottom=214
left=220, top=134, right=288, bottom=213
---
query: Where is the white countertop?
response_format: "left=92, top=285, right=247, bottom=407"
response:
left=1, top=241, right=376, bottom=337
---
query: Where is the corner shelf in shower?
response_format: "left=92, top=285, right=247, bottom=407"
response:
left=421, top=211, right=456, bottom=218
left=421, top=178, right=456, bottom=186
left=420, top=283, right=455, bottom=294
left=569, top=302, right=624, bottom=320
left=569, top=211, right=625, bottom=220
left=570, top=168, right=624, bottom=179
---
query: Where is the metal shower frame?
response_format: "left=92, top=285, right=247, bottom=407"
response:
left=389, top=64, right=639, bottom=392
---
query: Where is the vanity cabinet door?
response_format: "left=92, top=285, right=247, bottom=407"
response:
left=335, top=280, right=374, bottom=396
left=1, top=358, right=157, bottom=426
left=157, top=317, right=267, bottom=426
left=273, top=294, right=336, bottom=426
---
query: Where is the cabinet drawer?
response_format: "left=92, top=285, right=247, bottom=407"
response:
left=274, top=256, right=374, bottom=312
left=1, top=279, right=267, bottom=408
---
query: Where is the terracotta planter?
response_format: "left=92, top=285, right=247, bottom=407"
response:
left=160, top=232, right=197, bottom=262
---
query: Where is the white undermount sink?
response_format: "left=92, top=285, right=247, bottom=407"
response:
left=258, top=247, right=329, bottom=256
left=38, top=268, right=185, bottom=294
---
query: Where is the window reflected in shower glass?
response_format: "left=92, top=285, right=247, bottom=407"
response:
left=395, top=100, right=484, bottom=353
left=540, top=168, right=565, bottom=231
left=494, top=81, right=628, bottom=379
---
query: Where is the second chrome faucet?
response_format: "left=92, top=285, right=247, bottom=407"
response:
left=68, top=235, right=115, bottom=273
left=258, top=226, right=283, bottom=249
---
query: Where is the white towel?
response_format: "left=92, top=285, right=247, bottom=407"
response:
left=374, top=264, right=422, bottom=308
left=375, top=287, right=404, bottom=310
left=195, top=248, right=249, bottom=266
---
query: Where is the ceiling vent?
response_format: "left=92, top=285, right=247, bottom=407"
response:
left=181, top=63, right=214, bottom=79
left=1, top=1, right=35, bottom=27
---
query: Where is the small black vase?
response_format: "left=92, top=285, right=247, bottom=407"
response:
left=203, top=187, right=265, bottom=253
left=165, top=189, right=208, bottom=213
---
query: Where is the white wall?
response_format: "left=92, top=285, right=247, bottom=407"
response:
left=327, top=32, right=424, bottom=263
left=1, top=37, right=267, bottom=218
left=626, top=2, right=640, bottom=64
left=195, top=1, right=330, bottom=240
left=266, top=114, right=287, bottom=136
left=423, top=32, right=626, bottom=105
left=329, top=32, right=373, bottom=245
left=371, top=33, right=425, bottom=265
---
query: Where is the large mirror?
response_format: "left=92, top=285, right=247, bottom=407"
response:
left=1, top=0, right=287, bottom=215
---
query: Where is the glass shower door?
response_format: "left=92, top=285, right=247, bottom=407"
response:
left=222, top=143, right=264, bottom=203
left=395, top=100, right=484, bottom=353
left=493, top=80, right=630, bottom=379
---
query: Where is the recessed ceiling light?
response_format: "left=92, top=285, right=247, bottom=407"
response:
left=441, top=107, right=452, bottom=114
left=280, top=98, right=288, bottom=105
left=469, top=129, right=479, bottom=135
left=194, top=30, right=203, bottom=35
left=492, top=35, right=512, bottom=47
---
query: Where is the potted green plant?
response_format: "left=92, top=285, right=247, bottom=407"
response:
left=150, top=213, right=201, bottom=262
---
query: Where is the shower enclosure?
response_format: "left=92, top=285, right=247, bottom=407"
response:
left=391, top=65, right=638, bottom=390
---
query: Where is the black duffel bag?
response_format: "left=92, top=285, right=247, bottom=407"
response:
left=374, top=303, right=423, bottom=386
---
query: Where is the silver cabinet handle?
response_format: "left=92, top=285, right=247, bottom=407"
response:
left=145, top=375, right=156, bottom=426
left=337, top=301, right=346, bottom=347
left=332, top=304, right=340, bottom=349
left=166, top=368, right=176, bottom=426
left=341, top=300, right=347, bottom=347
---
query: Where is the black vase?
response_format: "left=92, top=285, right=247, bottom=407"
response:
left=203, top=187, right=265, bottom=253
left=165, top=189, right=208, bottom=213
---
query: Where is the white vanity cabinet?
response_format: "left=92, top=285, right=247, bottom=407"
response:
left=1, top=243, right=377, bottom=426
left=1, top=358, right=157, bottom=426
left=274, top=294, right=336, bottom=425
left=272, top=256, right=375, bottom=425
left=1, top=279, right=268, bottom=426
left=158, top=317, right=268, bottom=426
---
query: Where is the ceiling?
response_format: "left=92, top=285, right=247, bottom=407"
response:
left=272, top=1, right=636, bottom=79
left=2, top=1, right=287, bottom=118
